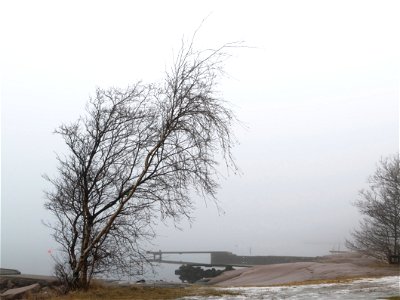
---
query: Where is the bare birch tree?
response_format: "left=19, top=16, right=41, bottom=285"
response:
left=44, top=41, right=239, bottom=289
left=346, top=154, right=400, bottom=264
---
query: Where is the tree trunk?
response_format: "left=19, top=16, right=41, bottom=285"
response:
left=70, top=256, right=90, bottom=290
left=80, top=264, right=89, bottom=289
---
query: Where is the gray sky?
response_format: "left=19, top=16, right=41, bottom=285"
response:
left=1, top=0, right=399, bottom=276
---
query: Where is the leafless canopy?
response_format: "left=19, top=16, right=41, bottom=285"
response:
left=44, top=41, right=239, bottom=289
left=346, top=154, right=400, bottom=263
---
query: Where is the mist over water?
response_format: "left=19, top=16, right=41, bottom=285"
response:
left=143, top=253, right=214, bottom=282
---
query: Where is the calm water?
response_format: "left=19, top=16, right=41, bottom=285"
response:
left=179, top=276, right=400, bottom=300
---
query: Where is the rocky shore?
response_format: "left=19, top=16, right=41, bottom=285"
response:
left=0, top=273, right=60, bottom=299
left=208, top=252, right=399, bottom=286
left=1, top=253, right=398, bottom=299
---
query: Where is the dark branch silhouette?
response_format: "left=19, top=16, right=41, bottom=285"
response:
left=346, top=154, right=400, bottom=264
left=44, top=40, right=239, bottom=289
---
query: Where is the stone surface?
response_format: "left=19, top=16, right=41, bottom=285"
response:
left=208, top=253, right=400, bottom=286
left=0, top=275, right=58, bottom=288
left=0, top=283, right=40, bottom=299
left=6, top=281, right=14, bottom=290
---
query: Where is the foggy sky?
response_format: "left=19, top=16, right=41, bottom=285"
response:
left=1, top=0, right=399, bottom=276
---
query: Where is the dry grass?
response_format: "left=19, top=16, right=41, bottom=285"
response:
left=27, top=284, right=239, bottom=300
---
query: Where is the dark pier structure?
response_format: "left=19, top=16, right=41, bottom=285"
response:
left=147, top=251, right=316, bottom=267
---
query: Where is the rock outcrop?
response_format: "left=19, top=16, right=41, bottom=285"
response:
left=0, top=283, right=40, bottom=299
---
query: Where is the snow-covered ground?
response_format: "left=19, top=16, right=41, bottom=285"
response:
left=180, top=276, right=400, bottom=300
